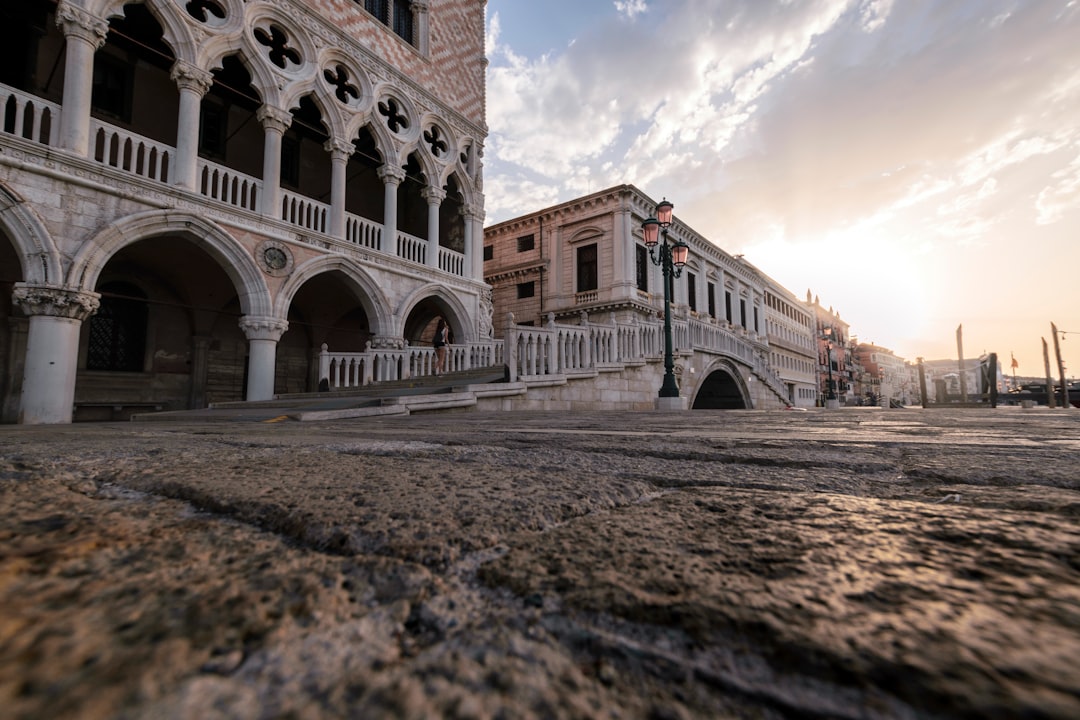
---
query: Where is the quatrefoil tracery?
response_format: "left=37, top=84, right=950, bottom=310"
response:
left=423, top=125, right=448, bottom=158
left=323, top=64, right=360, bottom=105
left=254, top=24, right=301, bottom=70
left=378, top=98, right=409, bottom=134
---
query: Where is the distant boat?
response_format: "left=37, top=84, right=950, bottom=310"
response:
left=1007, top=383, right=1080, bottom=407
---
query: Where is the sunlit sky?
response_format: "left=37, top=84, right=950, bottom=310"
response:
left=482, top=0, right=1080, bottom=376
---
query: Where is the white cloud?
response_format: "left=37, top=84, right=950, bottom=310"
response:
left=614, top=0, right=648, bottom=20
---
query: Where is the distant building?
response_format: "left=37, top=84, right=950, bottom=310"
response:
left=483, top=185, right=796, bottom=409
left=483, top=185, right=769, bottom=340
left=853, top=343, right=913, bottom=406
left=807, top=293, right=852, bottom=405
left=739, top=263, right=817, bottom=407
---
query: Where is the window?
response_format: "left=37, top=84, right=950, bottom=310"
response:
left=199, top=100, right=228, bottom=160
left=635, top=245, right=648, bottom=292
left=280, top=135, right=300, bottom=188
left=707, top=282, right=716, bottom=318
left=725, top=291, right=732, bottom=322
left=753, top=307, right=759, bottom=333
left=86, top=283, right=147, bottom=372
left=361, top=0, right=414, bottom=45
left=517, top=282, right=535, bottom=299
left=740, top=298, right=747, bottom=328
left=92, top=53, right=133, bottom=122
left=577, top=244, right=598, bottom=292
left=517, top=234, right=535, bottom=252
left=393, top=0, right=413, bottom=43
left=687, top=272, right=697, bottom=312
left=483, top=245, right=493, bottom=261
left=364, top=0, right=388, bottom=22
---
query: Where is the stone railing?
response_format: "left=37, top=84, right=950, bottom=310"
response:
left=0, top=87, right=59, bottom=145
left=504, top=311, right=781, bottom=391
left=0, top=82, right=469, bottom=278
left=318, top=340, right=505, bottom=389
left=89, top=119, right=172, bottom=183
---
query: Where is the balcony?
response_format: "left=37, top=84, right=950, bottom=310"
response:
left=0, top=83, right=466, bottom=277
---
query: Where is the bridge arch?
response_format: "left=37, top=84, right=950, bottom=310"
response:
left=691, top=359, right=751, bottom=409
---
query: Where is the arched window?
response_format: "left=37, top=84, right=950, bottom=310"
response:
left=86, top=282, right=148, bottom=372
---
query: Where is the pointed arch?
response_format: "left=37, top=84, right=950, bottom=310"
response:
left=67, top=210, right=271, bottom=318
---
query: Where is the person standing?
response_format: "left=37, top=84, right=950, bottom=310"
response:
left=433, top=318, right=448, bottom=376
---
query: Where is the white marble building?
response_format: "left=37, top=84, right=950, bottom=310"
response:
left=0, top=0, right=490, bottom=423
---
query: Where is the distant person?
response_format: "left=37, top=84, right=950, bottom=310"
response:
left=433, top=318, right=449, bottom=375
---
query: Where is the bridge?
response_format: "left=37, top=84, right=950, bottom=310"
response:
left=314, top=311, right=791, bottom=413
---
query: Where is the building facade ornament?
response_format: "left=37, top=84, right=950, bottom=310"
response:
left=238, top=316, right=289, bottom=342
left=12, top=284, right=99, bottom=321
left=55, top=3, right=109, bottom=48
left=170, top=62, right=215, bottom=96
left=256, top=105, right=294, bottom=133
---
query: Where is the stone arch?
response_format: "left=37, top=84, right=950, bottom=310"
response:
left=690, top=358, right=752, bottom=410
left=67, top=210, right=271, bottom=318
left=398, top=284, right=472, bottom=344
left=0, top=184, right=62, bottom=285
left=274, top=255, right=392, bottom=337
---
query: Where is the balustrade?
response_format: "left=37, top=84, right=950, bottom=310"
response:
left=1, top=88, right=59, bottom=145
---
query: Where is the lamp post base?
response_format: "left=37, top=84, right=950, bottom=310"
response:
left=826, top=398, right=840, bottom=410
left=655, top=395, right=688, bottom=411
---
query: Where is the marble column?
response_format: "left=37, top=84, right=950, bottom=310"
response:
left=257, top=106, right=292, bottom=218
left=238, top=316, right=288, bottom=402
left=13, top=284, right=100, bottom=424
left=171, top=61, right=214, bottom=190
left=326, top=139, right=354, bottom=239
left=56, top=5, right=108, bottom=156
left=423, top=186, right=445, bottom=269
left=378, top=165, right=405, bottom=255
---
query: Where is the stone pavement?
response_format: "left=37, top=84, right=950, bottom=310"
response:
left=2, top=407, right=1079, bottom=719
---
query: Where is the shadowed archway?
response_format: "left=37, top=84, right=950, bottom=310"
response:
left=692, top=368, right=749, bottom=409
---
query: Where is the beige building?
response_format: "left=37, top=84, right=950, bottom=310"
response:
left=1, top=0, right=490, bottom=423
left=484, top=185, right=793, bottom=410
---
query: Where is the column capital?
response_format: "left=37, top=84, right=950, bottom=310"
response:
left=369, top=335, right=406, bottom=350
left=13, top=284, right=99, bottom=321
left=325, top=138, right=356, bottom=160
left=422, top=186, right=446, bottom=204
left=238, top=316, right=289, bottom=342
left=378, top=164, right=407, bottom=185
left=171, top=61, right=214, bottom=96
left=56, top=4, right=109, bottom=48
left=256, top=106, right=293, bottom=133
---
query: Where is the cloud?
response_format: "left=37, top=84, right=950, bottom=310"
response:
left=483, top=0, right=1080, bottom=372
left=614, top=0, right=648, bottom=20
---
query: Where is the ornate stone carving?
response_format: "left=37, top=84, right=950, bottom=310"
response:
left=255, top=240, right=294, bottom=277
left=479, top=287, right=494, bottom=338
left=238, top=316, right=289, bottom=342
left=257, top=105, right=293, bottom=133
left=171, top=62, right=214, bottom=96
left=55, top=4, right=109, bottom=48
left=368, top=335, right=405, bottom=350
left=12, top=284, right=100, bottom=321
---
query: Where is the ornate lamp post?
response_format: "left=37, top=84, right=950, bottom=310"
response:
left=822, top=327, right=838, bottom=408
left=642, top=199, right=689, bottom=403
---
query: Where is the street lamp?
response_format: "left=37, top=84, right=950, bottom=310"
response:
left=642, top=199, right=689, bottom=402
left=822, top=327, right=837, bottom=407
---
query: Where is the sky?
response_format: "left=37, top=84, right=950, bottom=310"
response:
left=481, top=0, right=1080, bottom=377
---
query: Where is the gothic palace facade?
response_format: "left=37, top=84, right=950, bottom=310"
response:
left=0, top=0, right=488, bottom=423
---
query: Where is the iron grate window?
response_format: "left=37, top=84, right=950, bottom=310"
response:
left=86, top=284, right=148, bottom=372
